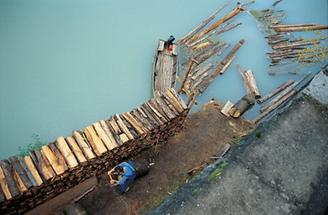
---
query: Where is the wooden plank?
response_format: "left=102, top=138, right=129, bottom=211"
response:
left=0, top=160, right=20, bottom=198
left=121, top=112, right=147, bottom=135
left=108, top=118, right=121, bottom=134
left=146, top=100, right=169, bottom=122
left=73, top=131, right=96, bottom=160
left=119, top=115, right=139, bottom=139
left=22, top=155, right=43, bottom=186
left=245, top=69, right=261, bottom=99
left=41, top=144, right=68, bottom=175
left=83, top=126, right=107, bottom=156
left=56, top=136, right=79, bottom=169
left=8, top=157, right=33, bottom=191
left=119, top=133, right=129, bottom=143
left=0, top=165, right=13, bottom=200
left=166, top=90, right=184, bottom=112
left=66, top=136, right=87, bottom=164
left=29, top=150, right=56, bottom=181
left=12, top=168, right=27, bottom=193
left=93, top=122, right=118, bottom=150
left=114, top=114, right=134, bottom=140
left=99, top=120, right=120, bottom=147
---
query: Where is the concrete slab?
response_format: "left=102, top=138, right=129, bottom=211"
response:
left=303, top=70, right=328, bottom=105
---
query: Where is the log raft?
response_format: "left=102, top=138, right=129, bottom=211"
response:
left=0, top=89, right=188, bottom=214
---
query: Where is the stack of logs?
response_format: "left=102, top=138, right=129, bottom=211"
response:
left=0, top=88, right=188, bottom=214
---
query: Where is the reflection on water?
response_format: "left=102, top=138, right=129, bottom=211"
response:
left=0, top=0, right=327, bottom=159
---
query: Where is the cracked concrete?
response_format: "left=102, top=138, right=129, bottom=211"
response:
left=150, top=71, right=328, bottom=215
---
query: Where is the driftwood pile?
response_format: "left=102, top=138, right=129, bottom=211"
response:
left=251, top=9, right=328, bottom=75
left=0, top=89, right=188, bottom=214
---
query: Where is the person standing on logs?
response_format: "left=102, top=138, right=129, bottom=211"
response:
left=166, top=35, right=175, bottom=52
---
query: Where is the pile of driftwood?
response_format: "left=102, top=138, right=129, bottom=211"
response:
left=0, top=89, right=188, bottom=214
left=179, top=40, right=245, bottom=102
left=251, top=9, right=328, bottom=75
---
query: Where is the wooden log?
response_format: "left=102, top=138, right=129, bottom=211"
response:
left=272, top=24, right=328, bottom=32
left=145, top=101, right=168, bottom=124
left=237, top=64, right=252, bottom=95
left=194, top=43, right=227, bottom=64
left=114, top=114, right=134, bottom=140
left=131, top=110, right=154, bottom=132
left=192, top=41, right=213, bottom=51
left=66, top=136, right=87, bottom=164
left=93, top=122, right=118, bottom=150
left=168, top=88, right=188, bottom=110
left=258, top=80, right=295, bottom=103
left=11, top=167, right=27, bottom=193
left=254, top=90, right=296, bottom=124
left=83, top=126, right=107, bottom=156
left=30, top=150, right=56, bottom=181
left=72, top=131, right=96, bottom=160
left=119, top=115, right=139, bottom=139
left=141, top=104, right=164, bottom=126
left=99, top=120, right=120, bottom=146
left=0, top=161, right=20, bottom=198
left=221, top=100, right=234, bottom=117
left=106, top=119, right=124, bottom=145
left=161, top=94, right=180, bottom=115
left=179, top=0, right=232, bottom=44
left=154, top=97, right=176, bottom=120
left=244, top=69, right=261, bottom=98
left=178, top=58, right=199, bottom=94
left=229, top=94, right=255, bottom=118
left=22, top=155, right=43, bottom=186
left=41, top=144, right=68, bottom=175
left=56, top=137, right=79, bottom=169
left=0, top=165, right=13, bottom=200
left=260, top=82, right=296, bottom=113
left=148, top=99, right=170, bottom=122
left=8, top=157, right=33, bottom=191
left=271, top=40, right=320, bottom=50
left=121, top=112, right=147, bottom=135
left=189, top=3, right=244, bottom=43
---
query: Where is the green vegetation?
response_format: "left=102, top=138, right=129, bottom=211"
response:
left=208, top=161, right=229, bottom=182
left=18, top=134, right=46, bottom=156
left=255, top=131, right=262, bottom=138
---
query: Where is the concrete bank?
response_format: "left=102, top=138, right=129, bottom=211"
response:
left=150, top=72, right=328, bottom=215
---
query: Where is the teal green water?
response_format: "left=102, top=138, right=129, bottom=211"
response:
left=0, top=0, right=327, bottom=159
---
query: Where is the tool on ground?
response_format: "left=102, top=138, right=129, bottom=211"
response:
left=107, top=160, right=149, bottom=194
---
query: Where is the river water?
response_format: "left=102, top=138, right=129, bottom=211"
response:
left=0, top=0, right=327, bottom=159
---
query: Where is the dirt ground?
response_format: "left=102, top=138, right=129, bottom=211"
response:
left=73, top=101, right=252, bottom=215
left=30, top=101, right=252, bottom=215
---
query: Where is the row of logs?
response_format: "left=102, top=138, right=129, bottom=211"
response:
left=0, top=88, right=188, bottom=214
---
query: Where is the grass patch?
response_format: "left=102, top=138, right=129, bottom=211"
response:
left=208, top=161, right=229, bottom=182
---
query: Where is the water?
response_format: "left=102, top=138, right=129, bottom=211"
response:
left=0, top=0, right=327, bottom=159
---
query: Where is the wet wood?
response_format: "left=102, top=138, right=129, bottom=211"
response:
left=272, top=23, right=328, bottom=32
left=179, top=0, right=232, bottom=44
left=42, top=144, right=68, bottom=175
left=189, top=3, right=244, bottom=43
left=66, top=136, right=87, bottom=164
left=229, top=94, right=255, bottom=118
left=83, top=126, right=107, bottom=156
left=73, top=131, right=96, bottom=160
left=221, top=100, right=234, bottom=117
left=0, top=161, right=20, bottom=198
left=237, top=64, right=252, bottom=95
left=258, top=80, right=295, bottom=103
left=178, top=58, right=199, bottom=94
left=56, top=137, right=78, bottom=169
left=19, top=156, right=42, bottom=187
left=30, top=150, right=56, bottom=181
left=254, top=90, right=296, bottom=124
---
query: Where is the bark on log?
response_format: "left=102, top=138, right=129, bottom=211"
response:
left=189, top=3, right=244, bottom=43
left=258, top=80, right=295, bottom=103
left=229, top=94, right=255, bottom=118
